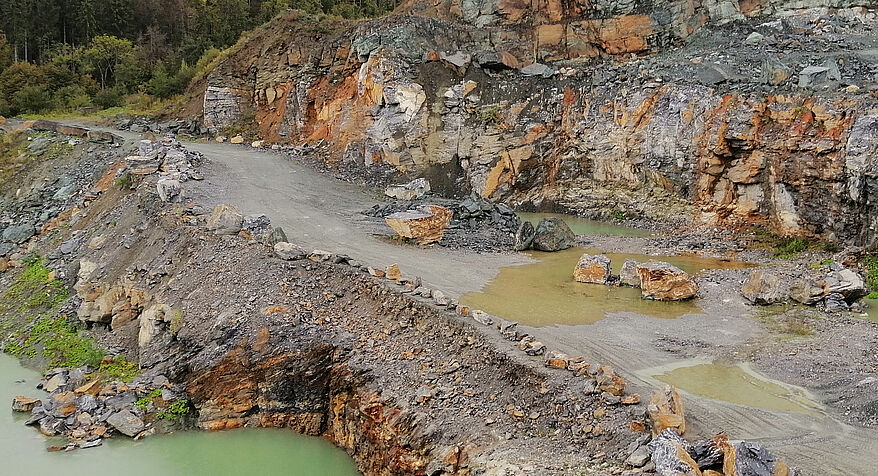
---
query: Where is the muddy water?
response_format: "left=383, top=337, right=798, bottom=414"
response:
left=0, top=354, right=360, bottom=476
left=517, top=212, right=652, bottom=237
left=647, top=360, right=821, bottom=414
left=860, top=298, right=878, bottom=324
left=460, top=248, right=752, bottom=326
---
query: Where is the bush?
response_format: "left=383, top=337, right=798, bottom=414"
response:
left=56, top=85, right=94, bottom=110
left=12, top=85, right=53, bottom=114
left=94, top=88, right=124, bottom=109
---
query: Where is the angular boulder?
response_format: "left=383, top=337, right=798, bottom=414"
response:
left=825, top=269, right=867, bottom=301
left=513, top=221, right=536, bottom=251
left=789, top=279, right=826, bottom=305
left=12, top=396, right=40, bottom=412
left=156, top=178, right=181, bottom=203
left=724, top=441, right=792, bottom=476
left=274, top=242, right=306, bottom=261
left=619, top=258, right=641, bottom=287
left=2, top=224, right=36, bottom=244
left=637, top=261, right=698, bottom=301
left=107, top=410, right=145, bottom=437
left=648, top=428, right=701, bottom=476
left=573, top=253, right=611, bottom=284
left=206, top=204, right=244, bottom=235
left=385, top=177, right=430, bottom=201
left=385, top=205, right=452, bottom=245
left=741, top=270, right=786, bottom=305
left=648, top=385, right=686, bottom=436
left=532, top=217, right=575, bottom=252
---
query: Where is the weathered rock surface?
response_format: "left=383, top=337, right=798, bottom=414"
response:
left=637, top=262, right=698, bottom=301
left=206, top=204, right=244, bottom=235
left=648, top=385, right=686, bottom=436
left=619, top=259, right=641, bottom=287
left=514, top=221, right=536, bottom=251
left=106, top=410, right=145, bottom=437
left=385, top=177, right=430, bottom=200
left=385, top=205, right=452, bottom=244
left=789, top=278, right=826, bottom=305
left=649, top=429, right=701, bottom=476
left=532, top=218, right=575, bottom=252
left=741, top=270, right=787, bottom=305
left=573, top=253, right=611, bottom=284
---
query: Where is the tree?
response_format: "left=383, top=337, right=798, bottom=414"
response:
left=82, top=35, right=134, bottom=88
left=0, top=32, right=12, bottom=72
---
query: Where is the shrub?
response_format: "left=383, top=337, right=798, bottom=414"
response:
left=773, top=237, right=808, bottom=259
left=94, top=88, right=124, bottom=109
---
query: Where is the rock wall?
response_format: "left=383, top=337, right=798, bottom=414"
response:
left=198, top=5, right=878, bottom=244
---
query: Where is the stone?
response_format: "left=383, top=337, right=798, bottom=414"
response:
left=273, top=242, right=306, bottom=261
left=789, top=279, right=825, bottom=305
left=385, top=205, right=452, bottom=245
left=513, top=221, right=536, bottom=251
left=12, top=396, right=40, bottom=412
left=251, top=140, right=264, bottom=148
left=724, top=441, right=790, bottom=476
left=573, top=253, right=611, bottom=284
left=637, top=261, right=698, bottom=301
left=87, top=130, right=119, bottom=143
left=760, top=58, right=792, bottom=85
left=2, top=224, right=35, bottom=244
left=230, top=135, right=245, bottom=144
left=267, top=227, right=288, bottom=246
left=823, top=292, right=849, bottom=313
left=471, top=310, right=494, bottom=326
left=156, top=178, right=182, bottom=203
left=744, top=32, right=765, bottom=45
left=125, top=156, right=160, bottom=175
left=242, top=214, right=271, bottom=236
left=432, top=290, right=450, bottom=306
left=691, top=433, right=728, bottom=469
left=531, top=218, right=575, bottom=252
left=826, top=269, right=867, bottom=301
left=619, top=259, right=641, bottom=287
left=107, top=410, right=145, bottom=437
left=798, top=62, right=841, bottom=88
left=206, top=204, right=243, bottom=235
left=648, top=385, right=686, bottom=436
left=596, top=372, right=626, bottom=396
left=44, top=373, right=67, bottom=393
left=385, top=264, right=401, bottom=280
left=520, top=63, right=555, bottom=78
left=626, top=444, right=651, bottom=467
left=648, top=429, right=700, bottom=476
left=741, top=270, right=786, bottom=305
left=385, top=178, right=430, bottom=201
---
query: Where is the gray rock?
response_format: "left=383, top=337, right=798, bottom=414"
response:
left=826, top=269, right=867, bottom=301
left=741, top=270, right=787, bottom=305
left=514, top=221, right=536, bottom=251
left=731, top=441, right=783, bottom=476
left=432, top=290, right=450, bottom=306
left=648, top=429, right=698, bottom=476
left=744, top=32, right=765, bottom=45
left=274, top=242, right=306, bottom=260
left=243, top=214, right=271, bottom=235
left=107, top=410, right=145, bottom=437
left=59, top=238, right=80, bottom=255
left=619, top=259, right=641, bottom=287
left=206, top=204, right=243, bottom=235
left=52, top=184, right=78, bottom=200
left=532, top=218, right=575, bottom=252
left=385, top=178, right=430, bottom=201
left=440, top=51, right=472, bottom=69
left=626, top=444, right=651, bottom=467
left=156, top=178, right=182, bottom=203
left=823, top=292, right=849, bottom=313
left=520, top=63, right=555, bottom=78
left=798, top=61, right=841, bottom=88
left=267, top=227, right=288, bottom=246
left=789, top=279, right=825, bottom=305
left=2, top=224, right=36, bottom=244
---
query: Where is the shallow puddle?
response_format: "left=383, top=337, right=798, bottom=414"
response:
left=0, top=355, right=361, bottom=476
left=517, top=212, right=652, bottom=237
left=460, top=248, right=752, bottom=326
left=648, top=360, right=821, bottom=414
left=859, top=298, right=878, bottom=324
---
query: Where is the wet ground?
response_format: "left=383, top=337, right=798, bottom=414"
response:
left=517, top=212, right=652, bottom=237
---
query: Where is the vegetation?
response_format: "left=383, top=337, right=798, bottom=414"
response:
left=157, top=399, right=190, bottom=420
left=0, top=0, right=401, bottom=117
left=610, top=210, right=627, bottom=221
left=0, top=257, right=106, bottom=368
left=477, top=106, right=502, bottom=126
left=97, top=357, right=140, bottom=382
left=773, top=237, right=809, bottom=259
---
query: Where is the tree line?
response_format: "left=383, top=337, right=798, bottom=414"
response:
left=0, top=0, right=399, bottom=116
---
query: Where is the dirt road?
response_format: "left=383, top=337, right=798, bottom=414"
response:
left=72, top=122, right=877, bottom=474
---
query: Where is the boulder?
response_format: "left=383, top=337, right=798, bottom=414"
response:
left=242, top=214, right=271, bottom=236
left=648, top=385, right=686, bottom=436
left=789, top=279, right=825, bottom=305
left=2, top=224, right=36, bottom=244
left=573, top=254, right=611, bottom=284
left=648, top=429, right=701, bottom=476
left=273, top=242, right=306, bottom=261
left=12, top=396, right=40, bottom=412
left=206, top=204, right=243, bottom=235
left=230, top=135, right=245, bottom=144
left=637, top=261, right=698, bottom=301
left=513, top=221, right=536, bottom=251
left=619, top=259, right=641, bottom=287
left=267, top=227, right=288, bottom=246
left=385, top=178, right=430, bottom=201
left=385, top=205, right=452, bottom=245
left=723, top=441, right=792, bottom=476
left=125, top=156, right=160, bottom=175
left=87, top=130, right=120, bottom=143
left=107, top=410, right=145, bottom=437
left=823, top=292, right=849, bottom=313
left=156, top=178, right=182, bottom=203
left=797, top=62, right=841, bottom=88
left=825, top=269, right=867, bottom=301
left=741, top=270, right=786, bottom=305
left=532, top=218, right=575, bottom=252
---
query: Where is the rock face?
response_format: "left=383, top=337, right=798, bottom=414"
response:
left=573, top=254, right=611, bottom=284
left=531, top=218, right=575, bottom=252
left=741, top=270, right=786, bottom=305
left=196, top=6, right=878, bottom=246
left=637, top=262, right=698, bottom=301
left=384, top=205, right=452, bottom=244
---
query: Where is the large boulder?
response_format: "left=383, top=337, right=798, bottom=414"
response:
left=513, top=221, right=536, bottom=251
left=648, top=429, right=701, bottom=476
left=619, top=259, right=641, bottom=287
left=741, top=270, right=786, bottom=305
left=637, top=261, right=698, bottom=301
left=573, top=253, right=611, bottom=284
left=2, top=224, right=36, bottom=244
left=385, top=178, right=430, bottom=201
left=107, top=410, right=145, bottom=437
left=648, top=385, right=686, bottom=436
left=206, top=204, right=244, bottom=235
left=531, top=218, right=575, bottom=252
left=724, top=441, right=793, bottom=476
left=156, top=178, right=181, bottom=203
left=385, top=205, right=452, bottom=245
left=825, top=269, right=867, bottom=301
left=789, top=279, right=826, bottom=305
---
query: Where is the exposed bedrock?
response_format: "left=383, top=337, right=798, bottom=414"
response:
left=198, top=4, right=878, bottom=244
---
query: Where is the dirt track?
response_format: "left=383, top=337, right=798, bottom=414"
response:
left=71, top=122, right=878, bottom=475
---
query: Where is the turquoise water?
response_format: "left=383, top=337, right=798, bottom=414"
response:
left=0, top=354, right=361, bottom=476
left=517, top=212, right=652, bottom=237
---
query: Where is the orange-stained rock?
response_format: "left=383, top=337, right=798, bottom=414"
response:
left=648, top=385, right=686, bottom=436
left=385, top=205, right=452, bottom=245
left=597, top=372, right=627, bottom=396
left=385, top=263, right=401, bottom=280
left=637, top=261, right=699, bottom=301
left=573, top=253, right=611, bottom=284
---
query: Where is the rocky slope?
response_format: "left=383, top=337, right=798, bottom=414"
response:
left=196, top=3, right=878, bottom=245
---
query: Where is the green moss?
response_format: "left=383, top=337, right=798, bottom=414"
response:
left=773, top=238, right=809, bottom=258
left=115, top=171, right=134, bottom=190
left=477, top=106, right=502, bottom=126
left=157, top=399, right=190, bottom=420
left=96, top=358, right=140, bottom=382
left=169, top=309, right=184, bottom=335
left=610, top=210, right=627, bottom=221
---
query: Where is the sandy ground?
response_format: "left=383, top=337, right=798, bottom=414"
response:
left=69, top=122, right=878, bottom=475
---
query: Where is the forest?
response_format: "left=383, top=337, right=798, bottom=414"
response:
left=0, top=0, right=398, bottom=116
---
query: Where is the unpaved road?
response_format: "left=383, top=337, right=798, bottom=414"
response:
left=72, top=122, right=877, bottom=474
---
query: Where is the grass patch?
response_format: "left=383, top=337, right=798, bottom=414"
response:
left=96, top=357, right=140, bottom=382
left=219, top=111, right=259, bottom=139
left=115, top=172, right=134, bottom=190
left=157, top=399, right=190, bottom=420
left=773, top=237, right=809, bottom=259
